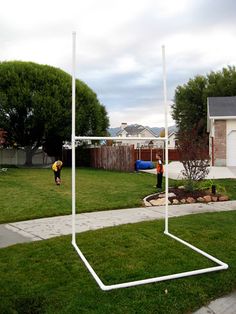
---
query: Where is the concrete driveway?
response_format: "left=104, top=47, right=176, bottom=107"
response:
left=142, top=162, right=236, bottom=180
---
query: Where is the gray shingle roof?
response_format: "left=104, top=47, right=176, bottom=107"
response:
left=208, top=96, right=236, bottom=117
left=116, top=124, right=145, bottom=136
left=116, top=124, right=158, bottom=136
left=124, top=124, right=145, bottom=135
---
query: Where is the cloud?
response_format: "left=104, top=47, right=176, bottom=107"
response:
left=191, top=0, right=236, bottom=27
left=109, top=100, right=174, bottom=127
left=0, top=0, right=236, bottom=127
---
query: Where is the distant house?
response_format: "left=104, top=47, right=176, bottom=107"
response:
left=167, top=132, right=177, bottom=149
left=115, top=123, right=177, bottom=149
left=207, top=96, right=236, bottom=166
left=116, top=123, right=160, bottom=148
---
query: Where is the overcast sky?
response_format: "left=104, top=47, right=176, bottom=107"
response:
left=1, top=0, right=236, bottom=128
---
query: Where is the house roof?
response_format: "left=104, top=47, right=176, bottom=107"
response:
left=208, top=96, right=236, bottom=117
left=124, top=124, right=145, bottom=135
left=168, top=131, right=175, bottom=138
left=116, top=124, right=157, bottom=137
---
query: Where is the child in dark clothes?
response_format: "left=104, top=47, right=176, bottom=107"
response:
left=156, top=154, right=164, bottom=189
left=52, top=160, right=63, bottom=185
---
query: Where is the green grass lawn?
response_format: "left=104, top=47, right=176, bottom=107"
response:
left=1, top=167, right=236, bottom=224
left=1, top=211, right=236, bottom=314
left=1, top=168, right=236, bottom=312
left=0, top=167, right=158, bottom=223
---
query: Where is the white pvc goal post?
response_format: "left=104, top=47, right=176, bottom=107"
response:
left=71, top=32, right=228, bottom=291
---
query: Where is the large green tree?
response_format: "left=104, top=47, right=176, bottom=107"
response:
left=172, top=66, right=236, bottom=137
left=0, top=61, right=109, bottom=165
left=206, top=66, right=236, bottom=97
left=172, top=75, right=207, bottom=136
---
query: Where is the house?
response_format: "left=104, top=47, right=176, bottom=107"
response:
left=116, top=123, right=160, bottom=148
left=167, top=131, right=177, bottom=149
left=115, top=123, right=177, bottom=149
left=207, top=96, right=236, bottom=166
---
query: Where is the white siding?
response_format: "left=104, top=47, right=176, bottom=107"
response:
left=168, top=133, right=176, bottom=149
left=227, top=120, right=236, bottom=166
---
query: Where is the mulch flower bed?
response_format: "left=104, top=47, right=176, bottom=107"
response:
left=145, top=187, right=229, bottom=206
left=146, top=188, right=208, bottom=202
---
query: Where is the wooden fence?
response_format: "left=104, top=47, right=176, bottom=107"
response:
left=90, top=146, right=135, bottom=172
left=63, top=146, right=181, bottom=171
left=134, top=148, right=180, bottom=162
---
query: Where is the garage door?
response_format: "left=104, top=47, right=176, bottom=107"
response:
left=227, top=131, right=236, bottom=166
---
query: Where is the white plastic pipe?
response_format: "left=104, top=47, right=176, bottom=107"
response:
left=72, top=241, right=107, bottom=290
left=165, top=232, right=228, bottom=268
left=71, top=37, right=228, bottom=291
left=75, top=136, right=166, bottom=141
left=72, top=241, right=227, bottom=291
left=72, top=31, right=76, bottom=244
left=162, top=45, right=169, bottom=234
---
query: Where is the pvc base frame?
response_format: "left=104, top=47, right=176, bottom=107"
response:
left=72, top=230, right=228, bottom=291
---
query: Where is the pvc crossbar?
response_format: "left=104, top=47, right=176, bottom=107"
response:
left=75, top=136, right=165, bottom=141
left=71, top=32, right=228, bottom=291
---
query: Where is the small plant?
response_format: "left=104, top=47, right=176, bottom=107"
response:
left=184, top=179, right=197, bottom=192
left=199, top=179, right=226, bottom=195
left=177, top=127, right=210, bottom=189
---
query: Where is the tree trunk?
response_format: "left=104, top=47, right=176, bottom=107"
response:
left=25, top=146, right=38, bottom=166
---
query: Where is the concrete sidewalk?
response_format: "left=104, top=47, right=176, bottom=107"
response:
left=1, top=200, right=236, bottom=247
left=1, top=201, right=236, bottom=314
left=193, top=291, right=236, bottom=314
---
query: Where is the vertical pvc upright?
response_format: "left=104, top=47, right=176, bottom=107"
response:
left=72, top=31, right=76, bottom=244
left=162, top=45, right=169, bottom=234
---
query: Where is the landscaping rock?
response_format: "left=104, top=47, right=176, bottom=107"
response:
left=159, top=192, right=176, bottom=198
left=149, top=198, right=171, bottom=206
left=197, top=197, right=205, bottom=202
left=212, top=196, right=218, bottom=202
left=172, top=199, right=179, bottom=205
left=203, top=195, right=212, bottom=202
left=180, top=199, right=186, bottom=204
left=186, top=197, right=196, bottom=203
left=143, top=201, right=152, bottom=207
left=178, top=186, right=185, bottom=189
left=219, top=195, right=229, bottom=201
